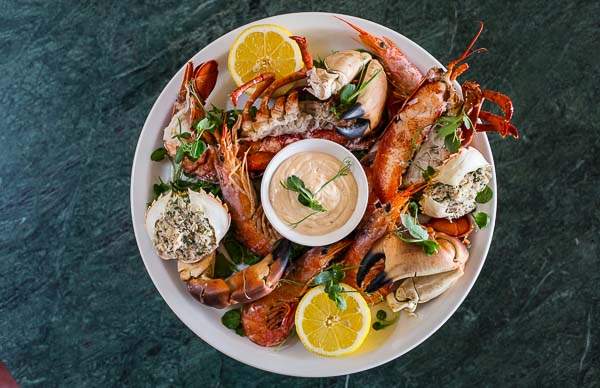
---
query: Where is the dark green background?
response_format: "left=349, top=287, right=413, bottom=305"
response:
left=1, top=0, right=598, bottom=386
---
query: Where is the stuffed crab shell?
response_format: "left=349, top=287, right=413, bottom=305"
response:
left=145, top=189, right=230, bottom=263
left=420, top=147, right=492, bottom=219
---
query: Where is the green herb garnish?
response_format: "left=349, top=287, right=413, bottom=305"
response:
left=434, top=110, right=474, bottom=153
left=223, top=236, right=261, bottom=266
left=333, top=69, right=382, bottom=118
left=312, top=56, right=325, bottom=69
left=221, top=309, right=245, bottom=336
left=315, top=158, right=352, bottom=194
left=474, top=212, right=490, bottom=229
left=280, top=176, right=327, bottom=213
left=280, top=158, right=353, bottom=227
left=395, top=211, right=440, bottom=256
left=312, top=263, right=351, bottom=311
left=475, top=185, right=493, bottom=203
left=288, top=211, right=321, bottom=229
left=150, top=147, right=168, bottom=161
left=339, top=69, right=382, bottom=106
left=372, top=309, right=399, bottom=331
left=171, top=117, right=208, bottom=163
left=422, top=165, right=436, bottom=182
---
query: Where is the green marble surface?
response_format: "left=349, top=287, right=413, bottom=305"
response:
left=1, top=0, right=598, bottom=386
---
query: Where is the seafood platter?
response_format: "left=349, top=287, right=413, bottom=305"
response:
left=131, top=13, right=518, bottom=376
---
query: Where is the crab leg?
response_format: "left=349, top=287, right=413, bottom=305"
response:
left=289, top=36, right=314, bottom=70
left=230, top=72, right=276, bottom=107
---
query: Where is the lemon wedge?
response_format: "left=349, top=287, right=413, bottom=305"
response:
left=228, top=24, right=303, bottom=94
left=295, top=284, right=371, bottom=357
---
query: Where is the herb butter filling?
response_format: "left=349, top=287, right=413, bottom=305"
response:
left=153, top=195, right=216, bottom=262
left=423, top=166, right=491, bottom=218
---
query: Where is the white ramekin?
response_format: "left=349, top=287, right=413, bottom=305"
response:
left=260, top=139, right=369, bottom=246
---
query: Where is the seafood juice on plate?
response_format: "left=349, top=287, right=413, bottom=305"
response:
left=141, top=17, right=518, bottom=357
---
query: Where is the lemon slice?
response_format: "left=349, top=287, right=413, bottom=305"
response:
left=295, top=284, right=371, bottom=357
left=228, top=24, right=303, bottom=94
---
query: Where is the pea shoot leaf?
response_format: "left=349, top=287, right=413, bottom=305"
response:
left=280, top=175, right=327, bottom=214
left=311, top=263, right=349, bottom=310
left=445, top=133, right=461, bottom=153
left=150, top=147, right=168, bottom=161
left=221, top=310, right=241, bottom=330
left=476, top=186, right=493, bottom=204
left=372, top=309, right=399, bottom=331
left=422, top=165, right=436, bottom=182
left=339, top=84, right=356, bottom=104
left=396, top=210, right=440, bottom=256
left=174, top=147, right=185, bottom=164
left=431, top=110, right=472, bottom=153
left=312, top=271, right=332, bottom=286
left=474, top=212, right=490, bottom=229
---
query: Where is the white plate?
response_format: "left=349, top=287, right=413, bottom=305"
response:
left=131, top=12, right=496, bottom=377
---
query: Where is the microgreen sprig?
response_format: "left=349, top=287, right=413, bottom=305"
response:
left=314, top=158, right=352, bottom=195
left=311, top=263, right=355, bottom=311
left=280, top=159, right=353, bottom=227
left=332, top=69, right=382, bottom=118
left=433, top=110, right=474, bottom=153
left=474, top=212, right=490, bottom=229
left=372, top=309, right=400, bottom=331
left=339, top=69, right=382, bottom=106
left=395, top=203, right=440, bottom=256
left=278, top=263, right=358, bottom=310
left=280, top=176, right=327, bottom=213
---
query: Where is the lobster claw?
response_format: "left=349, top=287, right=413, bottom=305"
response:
left=461, top=82, right=518, bottom=147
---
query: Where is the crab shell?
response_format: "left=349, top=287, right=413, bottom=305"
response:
left=420, top=147, right=491, bottom=219
left=145, top=189, right=230, bottom=261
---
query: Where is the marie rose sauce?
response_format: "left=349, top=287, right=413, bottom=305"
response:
left=269, top=152, right=358, bottom=235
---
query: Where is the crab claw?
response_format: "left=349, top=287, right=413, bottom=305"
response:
left=358, top=232, right=469, bottom=294
left=337, top=59, right=387, bottom=139
left=356, top=237, right=386, bottom=289
left=336, top=117, right=370, bottom=139
left=263, top=239, right=292, bottom=287
left=186, top=239, right=291, bottom=308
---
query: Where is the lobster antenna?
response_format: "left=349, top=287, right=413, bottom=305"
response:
left=448, top=21, right=488, bottom=73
